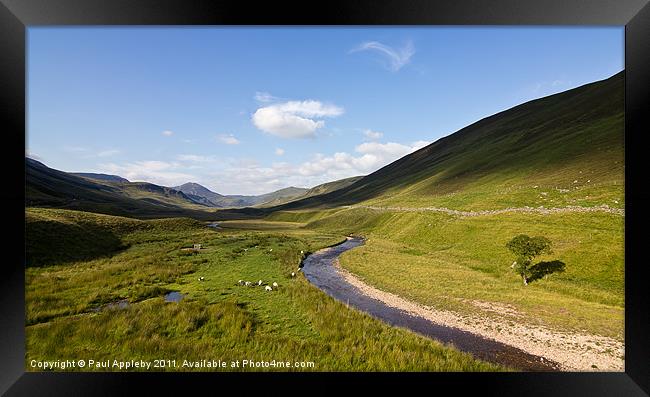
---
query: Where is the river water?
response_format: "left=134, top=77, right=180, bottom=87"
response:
left=301, top=237, right=561, bottom=371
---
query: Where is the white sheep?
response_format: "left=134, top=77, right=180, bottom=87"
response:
left=300, top=250, right=304, bottom=254
left=245, top=281, right=252, bottom=286
left=258, top=280, right=263, bottom=286
left=265, top=286, right=272, bottom=291
left=272, top=282, right=278, bottom=288
left=198, top=276, right=205, bottom=281
left=238, top=280, right=244, bottom=286
left=297, top=267, right=302, bottom=272
left=291, top=272, right=296, bottom=277
left=269, top=248, right=273, bottom=252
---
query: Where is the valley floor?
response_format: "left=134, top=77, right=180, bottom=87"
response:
left=269, top=204, right=625, bottom=371
left=25, top=208, right=501, bottom=372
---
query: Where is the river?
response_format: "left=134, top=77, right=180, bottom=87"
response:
left=301, top=237, right=561, bottom=371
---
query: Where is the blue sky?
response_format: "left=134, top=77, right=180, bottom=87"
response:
left=27, top=27, right=623, bottom=195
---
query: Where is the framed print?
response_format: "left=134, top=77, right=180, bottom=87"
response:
left=1, top=0, right=648, bottom=395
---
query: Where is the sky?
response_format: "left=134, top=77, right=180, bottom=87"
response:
left=27, top=27, right=624, bottom=195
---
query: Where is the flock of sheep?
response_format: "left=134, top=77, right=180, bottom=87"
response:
left=238, top=279, right=279, bottom=291
left=196, top=247, right=307, bottom=292
left=237, top=267, right=302, bottom=292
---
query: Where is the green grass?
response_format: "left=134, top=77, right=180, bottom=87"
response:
left=26, top=208, right=502, bottom=372
left=299, top=207, right=624, bottom=340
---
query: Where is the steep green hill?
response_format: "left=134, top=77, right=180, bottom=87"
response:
left=272, top=72, right=624, bottom=211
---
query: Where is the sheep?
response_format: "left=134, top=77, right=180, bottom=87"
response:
left=300, top=250, right=304, bottom=254
left=272, top=282, right=278, bottom=288
left=258, top=280, right=263, bottom=286
left=245, top=281, right=252, bottom=286
left=265, top=286, right=272, bottom=291
left=297, top=267, right=302, bottom=272
left=198, top=276, right=205, bottom=281
left=238, top=280, right=245, bottom=286
left=269, top=248, right=273, bottom=252
left=291, top=272, right=296, bottom=277
left=511, top=261, right=517, bottom=268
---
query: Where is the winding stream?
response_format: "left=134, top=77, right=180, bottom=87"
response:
left=301, top=237, right=561, bottom=371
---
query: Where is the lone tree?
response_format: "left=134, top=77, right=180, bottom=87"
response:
left=506, top=234, right=552, bottom=285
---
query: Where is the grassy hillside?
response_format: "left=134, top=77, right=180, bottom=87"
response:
left=26, top=208, right=500, bottom=371
left=272, top=72, right=624, bottom=211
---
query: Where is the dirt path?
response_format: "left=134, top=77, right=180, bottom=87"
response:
left=348, top=204, right=624, bottom=217
left=334, top=259, right=624, bottom=371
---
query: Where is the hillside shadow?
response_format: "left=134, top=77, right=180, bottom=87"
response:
left=528, top=260, right=566, bottom=283
left=26, top=220, right=128, bottom=267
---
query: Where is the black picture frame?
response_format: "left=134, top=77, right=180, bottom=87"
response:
left=1, top=0, right=648, bottom=395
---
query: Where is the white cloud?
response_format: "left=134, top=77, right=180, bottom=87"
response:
left=98, top=160, right=194, bottom=186
left=275, top=148, right=285, bottom=156
left=96, top=149, right=120, bottom=157
left=254, top=91, right=277, bottom=103
left=217, top=133, right=240, bottom=145
left=63, top=146, right=88, bottom=153
left=162, top=130, right=174, bottom=136
left=363, top=129, right=383, bottom=140
left=350, top=40, right=415, bottom=72
left=176, top=154, right=216, bottom=163
left=252, top=100, right=344, bottom=139
left=205, top=139, right=428, bottom=195
left=26, top=149, right=42, bottom=161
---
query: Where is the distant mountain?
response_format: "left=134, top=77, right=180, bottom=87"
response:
left=174, top=182, right=224, bottom=206
left=252, top=187, right=309, bottom=207
left=174, top=182, right=308, bottom=208
left=72, top=173, right=129, bottom=183
left=255, top=177, right=363, bottom=207
left=26, top=158, right=216, bottom=220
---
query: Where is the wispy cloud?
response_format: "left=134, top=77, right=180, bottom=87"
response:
left=363, top=129, right=383, bottom=140
left=63, top=146, right=88, bottom=153
left=217, top=133, right=241, bottom=145
left=252, top=100, right=344, bottom=139
left=275, top=148, right=285, bottom=156
left=26, top=149, right=42, bottom=161
left=96, top=149, right=121, bottom=157
left=254, top=91, right=278, bottom=103
left=350, top=40, right=415, bottom=72
left=162, top=130, right=174, bottom=136
left=176, top=154, right=217, bottom=163
left=64, top=146, right=120, bottom=158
